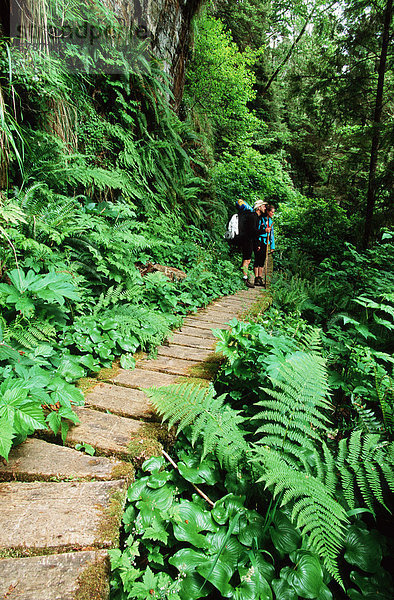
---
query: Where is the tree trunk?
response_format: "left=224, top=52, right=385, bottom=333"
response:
left=362, top=0, right=393, bottom=249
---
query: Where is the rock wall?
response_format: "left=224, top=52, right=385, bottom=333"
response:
left=105, top=0, right=201, bottom=108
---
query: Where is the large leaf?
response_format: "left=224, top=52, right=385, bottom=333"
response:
left=281, top=551, right=324, bottom=599
left=235, top=566, right=272, bottom=600
left=271, top=578, right=298, bottom=600
left=344, top=523, right=383, bottom=573
left=178, top=456, right=220, bottom=485
left=348, top=569, right=394, bottom=600
left=0, top=418, right=14, bottom=461
left=269, top=511, right=301, bottom=554
left=172, top=500, right=217, bottom=548
left=170, top=550, right=211, bottom=599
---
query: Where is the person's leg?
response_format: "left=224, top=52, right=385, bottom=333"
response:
left=242, top=241, right=254, bottom=286
left=241, top=258, right=251, bottom=279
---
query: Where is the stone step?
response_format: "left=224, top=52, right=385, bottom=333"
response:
left=166, top=332, right=216, bottom=349
left=112, top=368, right=179, bottom=389
left=157, top=344, right=215, bottom=362
left=175, top=325, right=216, bottom=338
left=0, top=550, right=109, bottom=600
left=181, top=318, right=230, bottom=331
left=85, top=382, right=157, bottom=421
left=65, top=408, right=163, bottom=460
left=0, top=438, right=133, bottom=483
left=0, top=480, right=126, bottom=556
left=184, top=314, right=229, bottom=326
left=137, top=355, right=203, bottom=376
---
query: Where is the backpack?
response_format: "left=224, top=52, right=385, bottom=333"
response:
left=224, top=213, right=239, bottom=241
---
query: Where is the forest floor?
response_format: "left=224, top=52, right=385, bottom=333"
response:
left=0, top=286, right=266, bottom=600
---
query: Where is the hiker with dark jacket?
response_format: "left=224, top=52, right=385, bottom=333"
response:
left=236, top=198, right=267, bottom=287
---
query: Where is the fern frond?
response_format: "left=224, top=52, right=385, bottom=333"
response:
left=351, top=396, right=385, bottom=434
left=254, top=351, right=333, bottom=457
left=336, top=430, right=394, bottom=513
left=254, top=446, right=347, bottom=583
left=144, top=382, right=249, bottom=470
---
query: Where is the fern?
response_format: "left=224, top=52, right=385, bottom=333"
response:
left=254, top=350, right=333, bottom=462
left=144, top=382, right=249, bottom=470
left=253, top=445, right=348, bottom=583
left=337, top=431, right=394, bottom=513
left=4, top=318, right=56, bottom=350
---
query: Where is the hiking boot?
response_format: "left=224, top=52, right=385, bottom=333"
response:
left=245, top=279, right=255, bottom=288
left=254, top=277, right=264, bottom=287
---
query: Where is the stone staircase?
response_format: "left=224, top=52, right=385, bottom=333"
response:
left=0, top=288, right=266, bottom=600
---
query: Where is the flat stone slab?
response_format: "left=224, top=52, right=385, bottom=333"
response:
left=113, top=368, right=178, bottom=389
left=0, top=550, right=109, bottom=600
left=157, top=344, right=215, bottom=362
left=176, top=325, right=216, bottom=338
left=181, top=318, right=230, bottom=330
left=85, top=382, right=156, bottom=420
left=167, top=332, right=216, bottom=349
left=0, top=480, right=126, bottom=555
left=137, top=355, right=202, bottom=376
left=65, top=408, right=161, bottom=459
left=0, top=438, right=132, bottom=483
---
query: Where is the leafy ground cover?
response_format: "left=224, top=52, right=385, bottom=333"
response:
left=109, top=234, right=393, bottom=600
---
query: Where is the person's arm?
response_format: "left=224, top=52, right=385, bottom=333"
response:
left=270, top=221, right=275, bottom=250
left=236, top=199, right=253, bottom=213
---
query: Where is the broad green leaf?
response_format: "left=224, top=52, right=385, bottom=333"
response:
left=206, top=530, right=245, bottom=568
left=46, top=411, right=61, bottom=435
left=197, top=558, right=234, bottom=596
left=120, top=353, right=136, bottom=370
left=0, top=418, right=14, bottom=461
left=127, top=476, right=150, bottom=501
left=178, top=457, right=220, bottom=485
left=271, top=578, right=298, bottom=600
left=344, top=523, right=383, bottom=573
left=348, top=569, right=394, bottom=600
left=137, top=482, right=176, bottom=511
left=212, top=494, right=246, bottom=525
left=282, top=551, right=324, bottom=599
left=269, top=512, right=301, bottom=554
left=146, top=470, right=172, bottom=489
left=235, top=566, right=272, bottom=600
left=57, top=357, right=85, bottom=381
left=142, top=456, right=166, bottom=472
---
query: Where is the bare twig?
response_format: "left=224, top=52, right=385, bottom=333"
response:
left=162, top=449, right=215, bottom=507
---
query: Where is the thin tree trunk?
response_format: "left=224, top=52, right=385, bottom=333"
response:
left=362, top=0, right=393, bottom=249
left=263, top=16, right=312, bottom=95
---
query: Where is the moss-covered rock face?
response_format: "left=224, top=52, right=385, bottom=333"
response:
left=95, top=487, right=127, bottom=549
left=127, top=422, right=176, bottom=468
left=74, top=554, right=110, bottom=600
left=103, top=0, right=202, bottom=107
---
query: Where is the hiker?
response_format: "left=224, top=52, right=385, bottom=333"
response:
left=236, top=198, right=267, bottom=287
left=254, top=203, right=275, bottom=287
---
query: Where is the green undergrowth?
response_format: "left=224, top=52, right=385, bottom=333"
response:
left=110, top=252, right=394, bottom=599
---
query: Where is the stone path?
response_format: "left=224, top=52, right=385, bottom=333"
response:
left=0, top=287, right=266, bottom=599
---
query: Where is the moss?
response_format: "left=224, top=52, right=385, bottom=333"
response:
left=188, top=352, right=225, bottom=379
left=76, top=377, right=98, bottom=394
left=110, top=461, right=134, bottom=482
left=238, top=291, right=272, bottom=321
left=74, top=554, right=110, bottom=600
left=96, top=360, right=121, bottom=382
left=174, top=375, right=210, bottom=388
left=95, top=489, right=126, bottom=548
left=127, top=422, right=174, bottom=468
left=0, top=545, right=103, bottom=559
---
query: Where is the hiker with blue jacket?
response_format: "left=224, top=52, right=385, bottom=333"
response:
left=236, top=198, right=267, bottom=287
left=236, top=199, right=275, bottom=287
left=255, top=204, right=275, bottom=286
